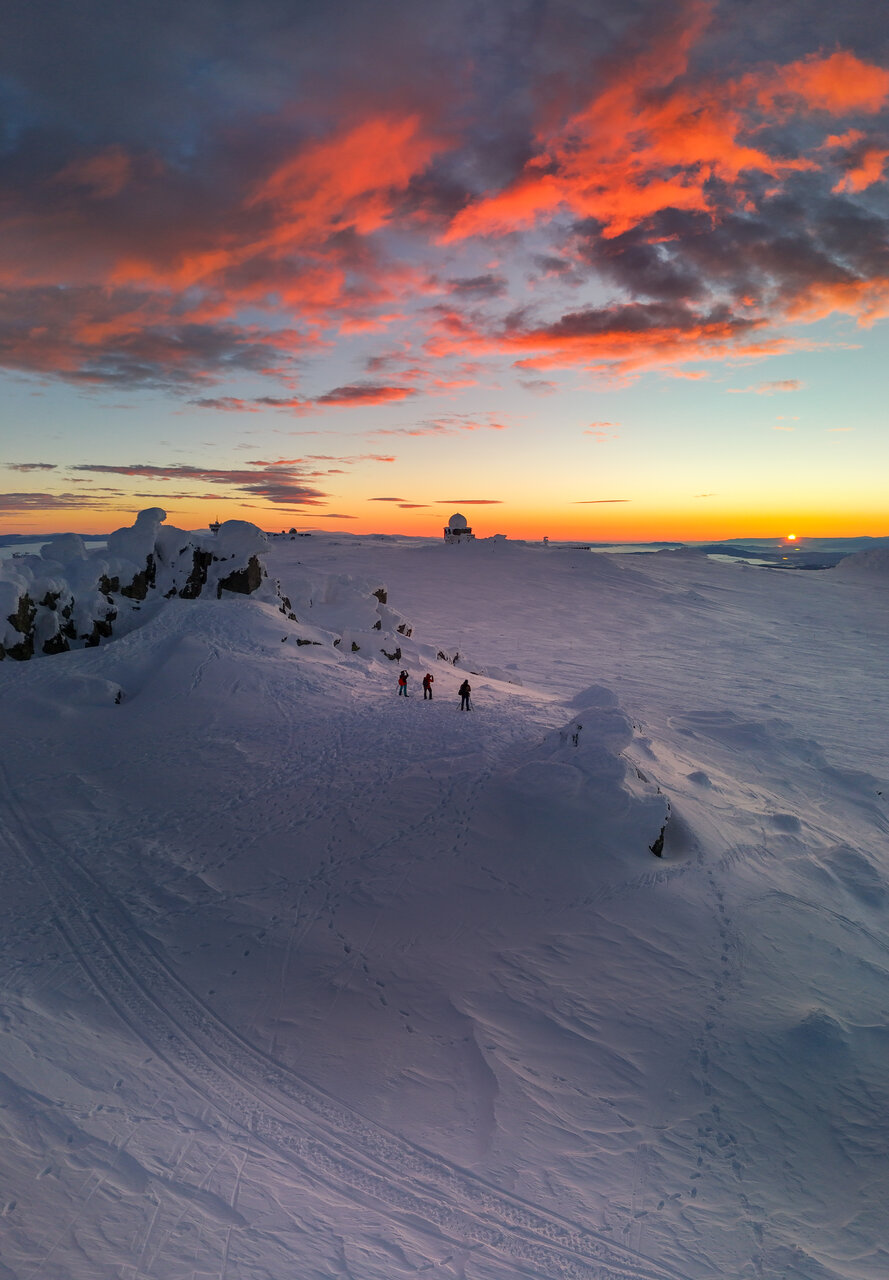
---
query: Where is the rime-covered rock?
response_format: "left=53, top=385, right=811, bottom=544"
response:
left=0, top=510, right=273, bottom=661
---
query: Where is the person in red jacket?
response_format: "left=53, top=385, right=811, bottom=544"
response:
left=422, top=672, right=434, bottom=699
left=397, top=669, right=410, bottom=697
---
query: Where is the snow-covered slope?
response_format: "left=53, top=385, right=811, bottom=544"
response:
left=1, top=537, right=887, bottom=1280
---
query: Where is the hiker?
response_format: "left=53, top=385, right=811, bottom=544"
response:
left=397, top=669, right=410, bottom=697
left=458, top=679, right=471, bottom=710
left=422, top=672, right=434, bottom=700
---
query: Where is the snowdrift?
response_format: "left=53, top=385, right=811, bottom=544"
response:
left=833, top=545, right=889, bottom=578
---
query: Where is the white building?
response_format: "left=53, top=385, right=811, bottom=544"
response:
left=443, top=512, right=475, bottom=543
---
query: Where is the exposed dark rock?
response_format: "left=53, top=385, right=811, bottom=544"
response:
left=4, top=636, right=34, bottom=660
left=396, top=622, right=412, bottom=636
left=120, top=553, right=156, bottom=600
left=649, top=800, right=672, bottom=857
left=7, top=592, right=36, bottom=636
left=217, top=555, right=263, bottom=597
left=40, top=591, right=61, bottom=610
left=43, top=634, right=70, bottom=655
left=381, top=646, right=402, bottom=661
left=351, top=641, right=360, bottom=651
left=91, top=617, right=115, bottom=640
left=373, top=588, right=388, bottom=604
left=99, top=574, right=120, bottom=594
left=373, top=619, right=382, bottom=630
left=179, top=548, right=213, bottom=599
left=277, top=594, right=299, bottom=622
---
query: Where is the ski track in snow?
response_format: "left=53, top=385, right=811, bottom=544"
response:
left=0, top=750, right=684, bottom=1280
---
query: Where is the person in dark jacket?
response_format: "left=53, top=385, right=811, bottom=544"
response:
left=458, top=679, right=471, bottom=710
left=422, top=672, right=434, bottom=699
left=398, top=669, right=410, bottom=696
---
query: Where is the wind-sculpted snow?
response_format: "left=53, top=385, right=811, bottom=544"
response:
left=832, top=545, right=889, bottom=578
left=1, top=538, right=888, bottom=1279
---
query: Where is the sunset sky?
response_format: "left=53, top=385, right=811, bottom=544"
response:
left=2, top=0, right=887, bottom=540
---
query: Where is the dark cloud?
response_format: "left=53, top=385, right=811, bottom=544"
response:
left=434, top=498, right=502, bottom=504
left=63, top=449, right=395, bottom=509
left=70, top=461, right=330, bottom=507
left=576, top=220, right=707, bottom=302
left=190, top=397, right=261, bottom=412
left=572, top=498, right=630, bottom=503
left=190, top=386, right=417, bottom=413
left=518, top=377, right=557, bottom=394
left=0, top=491, right=114, bottom=511
left=446, top=274, right=508, bottom=298
left=6, top=462, right=58, bottom=471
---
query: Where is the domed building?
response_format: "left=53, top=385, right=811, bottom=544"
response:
left=443, top=512, right=475, bottom=544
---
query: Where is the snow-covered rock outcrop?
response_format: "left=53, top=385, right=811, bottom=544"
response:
left=0, top=510, right=274, bottom=660
left=1, top=510, right=421, bottom=666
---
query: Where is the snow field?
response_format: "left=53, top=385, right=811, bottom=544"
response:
left=0, top=535, right=887, bottom=1279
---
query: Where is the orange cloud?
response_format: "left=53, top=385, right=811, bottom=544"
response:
left=314, top=383, right=417, bottom=407
left=250, top=115, right=442, bottom=239
left=818, top=128, right=889, bottom=193
left=442, top=24, right=887, bottom=245
left=783, top=277, right=889, bottom=327
left=107, top=114, right=443, bottom=338
left=833, top=147, right=889, bottom=193
left=767, top=51, right=889, bottom=115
